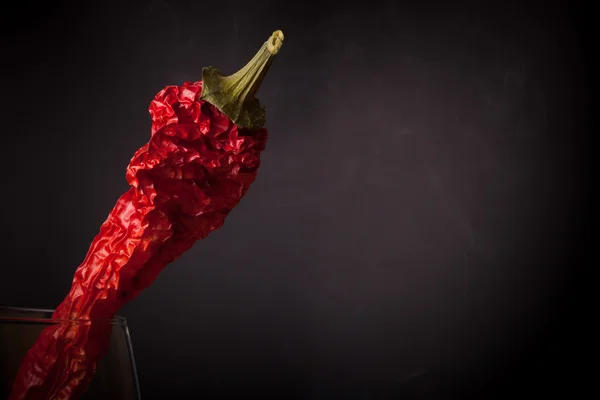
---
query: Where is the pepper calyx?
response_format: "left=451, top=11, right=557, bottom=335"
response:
left=200, top=30, right=284, bottom=130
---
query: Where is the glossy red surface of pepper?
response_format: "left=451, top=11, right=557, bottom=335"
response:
left=10, top=30, right=283, bottom=400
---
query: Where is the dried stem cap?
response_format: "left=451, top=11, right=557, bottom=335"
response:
left=200, top=30, right=284, bottom=130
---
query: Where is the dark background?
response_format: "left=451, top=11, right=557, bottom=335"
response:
left=1, top=0, right=589, bottom=398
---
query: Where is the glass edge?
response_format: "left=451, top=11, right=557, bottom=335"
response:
left=123, top=323, right=143, bottom=399
left=0, top=306, right=127, bottom=325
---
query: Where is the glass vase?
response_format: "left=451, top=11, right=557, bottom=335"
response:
left=0, top=306, right=141, bottom=399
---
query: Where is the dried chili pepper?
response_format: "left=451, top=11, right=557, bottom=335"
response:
left=10, top=30, right=284, bottom=400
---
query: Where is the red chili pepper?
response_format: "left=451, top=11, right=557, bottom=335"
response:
left=10, top=30, right=284, bottom=400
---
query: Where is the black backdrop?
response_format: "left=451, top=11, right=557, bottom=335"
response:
left=1, top=0, right=589, bottom=398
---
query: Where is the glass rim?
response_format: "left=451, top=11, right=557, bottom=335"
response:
left=0, top=306, right=127, bottom=325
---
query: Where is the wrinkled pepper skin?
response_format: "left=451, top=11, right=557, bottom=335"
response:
left=10, top=81, right=268, bottom=399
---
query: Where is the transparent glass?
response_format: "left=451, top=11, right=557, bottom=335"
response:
left=0, top=306, right=141, bottom=399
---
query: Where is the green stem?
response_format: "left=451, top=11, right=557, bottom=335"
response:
left=200, top=30, right=284, bottom=130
